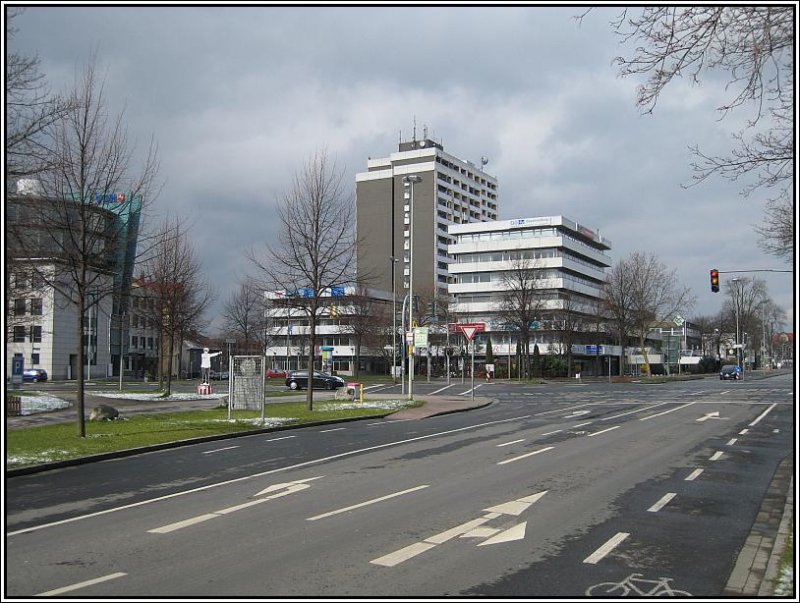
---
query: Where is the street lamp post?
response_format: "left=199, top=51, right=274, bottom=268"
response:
left=403, top=174, right=421, bottom=401
left=391, top=256, right=399, bottom=383
left=731, top=278, right=744, bottom=380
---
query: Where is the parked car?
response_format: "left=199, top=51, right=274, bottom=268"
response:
left=266, top=368, right=288, bottom=379
left=285, top=370, right=345, bottom=391
left=23, top=368, right=48, bottom=382
left=719, top=364, right=742, bottom=380
left=209, top=369, right=229, bottom=380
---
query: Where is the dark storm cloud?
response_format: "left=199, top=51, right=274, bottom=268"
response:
left=8, top=5, right=794, bottom=330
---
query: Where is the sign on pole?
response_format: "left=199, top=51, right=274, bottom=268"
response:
left=452, top=322, right=486, bottom=342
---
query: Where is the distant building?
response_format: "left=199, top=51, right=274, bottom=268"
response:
left=6, top=182, right=142, bottom=380
left=355, top=135, right=498, bottom=300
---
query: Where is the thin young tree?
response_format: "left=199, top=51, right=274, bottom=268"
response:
left=498, top=257, right=546, bottom=379
left=10, top=54, right=159, bottom=437
left=619, top=251, right=696, bottom=375
left=249, top=151, right=356, bottom=410
left=222, top=278, right=264, bottom=350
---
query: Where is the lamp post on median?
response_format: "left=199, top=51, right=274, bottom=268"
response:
left=403, top=174, right=421, bottom=401
left=730, top=277, right=744, bottom=380
left=391, top=256, right=399, bottom=383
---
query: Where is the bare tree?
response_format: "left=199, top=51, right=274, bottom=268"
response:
left=141, top=217, right=212, bottom=396
left=607, top=251, right=696, bottom=375
left=602, top=261, right=635, bottom=375
left=597, top=6, right=794, bottom=262
left=5, top=9, right=71, bottom=179
left=498, top=258, right=547, bottom=379
left=249, top=151, right=356, bottom=410
left=8, top=54, right=159, bottom=437
left=222, top=278, right=265, bottom=350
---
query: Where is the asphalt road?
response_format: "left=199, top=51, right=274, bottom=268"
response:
left=5, top=374, right=793, bottom=597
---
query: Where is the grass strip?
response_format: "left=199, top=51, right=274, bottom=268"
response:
left=6, top=400, right=419, bottom=470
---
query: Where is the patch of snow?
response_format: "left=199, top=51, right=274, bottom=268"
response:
left=94, top=391, right=228, bottom=401
left=17, top=394, right=71, bottom=415
left=316, top=400, right=414, bottom=412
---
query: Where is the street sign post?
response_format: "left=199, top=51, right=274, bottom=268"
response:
left=449, top=323, right=486, bottom=401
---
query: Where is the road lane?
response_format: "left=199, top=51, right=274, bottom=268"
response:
left=6, top=377, right=792, bottom=597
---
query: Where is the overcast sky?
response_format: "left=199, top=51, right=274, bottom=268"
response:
left=7, top=4, right=795, bottom=333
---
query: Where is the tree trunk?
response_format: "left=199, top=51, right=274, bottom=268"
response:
left=306, top=317, right=316, bottom=411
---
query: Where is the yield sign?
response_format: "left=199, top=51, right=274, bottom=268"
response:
left=455, top=322, right=486, bottom=342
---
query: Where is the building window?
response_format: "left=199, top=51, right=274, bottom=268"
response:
left=30, top=326, right=42, bottom=343
left=148, top=337, right=154, bottom=349
left=31, top=353, right=40, bottom=365
left=13, top=326, right=26, bottom=342
left=14, top=298, right=26, bottom=315
left=30, top=298, right=43, bottom=315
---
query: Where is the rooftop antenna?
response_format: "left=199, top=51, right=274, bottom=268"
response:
left=412, top=116, right=417, bottom=142
left=423, top=124, right=428, bottom=139
left=481, top=156, right=489, bottom=170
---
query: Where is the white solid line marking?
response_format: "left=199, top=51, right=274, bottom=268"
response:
left=202, top=445, right=239, bottom=454
left=307, top=485, right=429, bottom=521
left=319, top=427, right=346, bottom=433
left=149, top=513, right=219, bottom=533
left=685, top=468, right=704, bottom=481
left=710, top=451, right=724, bottom=461
left=573, top=421, right=592, bottom=428
left=603, top=402, right=668, bottom=421
left=497, top=439, right=525, bottom=447
left=264, top=435, right=296, bottom=442
left=541, top=430, right=562, bottom=436
left=726, top=438, right=738, bottom=446
left=371, top=542, right=437, bottom=567
left=431, top=383, right=457, bottom=395
left=749, top=403, right=777, bottom=427
left=647, top=492, right=677, bottom=513
left=8, top=415, right=528, bottom=537
left=640, top=402, right=695, bottom=421
left=588, top=426, right=620, bottom=437
left=584, top=532, right=629, bottom=564
left=497, top=446, right=554, bottom=465
left=738, top=428, right=749, bottom=435
left=37, top=572, right=127, bottom=596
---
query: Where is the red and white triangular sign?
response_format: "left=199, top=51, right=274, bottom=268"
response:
left=461, top=326, right=478, bottom=341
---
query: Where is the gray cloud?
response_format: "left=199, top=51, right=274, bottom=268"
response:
left=9, top=5, right=794, bottom=330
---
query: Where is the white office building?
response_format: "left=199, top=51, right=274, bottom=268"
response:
left=448, top=216, right=619, bottom=375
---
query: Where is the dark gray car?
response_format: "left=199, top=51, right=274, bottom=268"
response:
left=285, top=370, right=345, bottom=390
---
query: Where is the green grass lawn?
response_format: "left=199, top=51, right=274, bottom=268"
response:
left=6, top=399, right=420, bottom=470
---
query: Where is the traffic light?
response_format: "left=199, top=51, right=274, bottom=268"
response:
left=710, top=269, right=720, bottom=293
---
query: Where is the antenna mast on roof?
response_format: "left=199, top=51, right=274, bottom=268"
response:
left=412, top=116, right=416, bottom=142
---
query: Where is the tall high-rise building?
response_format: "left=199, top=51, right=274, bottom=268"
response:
left=355, top=135, right=499, bottom=300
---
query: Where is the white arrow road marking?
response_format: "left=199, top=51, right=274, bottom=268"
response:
left=477, top=522, right=527, bottom=546
left=36, top=572, right=127, bottom=596
left=697, top=411, right=721, bottom=422
left=371, top=491, right=547, bottom=566
left=484, top=491, right=547, bottom=516
left=149, top=477, right=323, bottom=534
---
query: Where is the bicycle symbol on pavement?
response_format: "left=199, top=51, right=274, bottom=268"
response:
left=586, top=573, right=691, bottom=597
